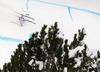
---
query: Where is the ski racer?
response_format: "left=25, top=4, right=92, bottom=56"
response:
left=19, top=14, right=29, bottom=26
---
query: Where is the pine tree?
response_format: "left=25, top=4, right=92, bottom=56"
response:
left=1, top=22, right=99, bottom=72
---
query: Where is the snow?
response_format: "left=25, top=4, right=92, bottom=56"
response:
left=74, top=57, right=82, bottom=68
left=28, top=59, right=34, bottom=65
left=64, top=67, right=67, bottom=72
left=29, top=59, right=43, bottom=70
left=68, top=46, right=84, bottom=58
left=0, top=0, right=100, bottom=70
left=55, top=57, right=57, bottom=64
left=36, top=61, right=43, bottom=70
left=28, top=59, right=43, bottom=70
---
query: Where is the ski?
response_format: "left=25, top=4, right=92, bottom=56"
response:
left=24, top=19, right=36, bottom=24
left=10, top=21, right=23, bottom=27
left=15, top=12, right=34, bottom=20
left=25, top=15, right=34, bottom=20
left=21, top=8, right=28, bottom=14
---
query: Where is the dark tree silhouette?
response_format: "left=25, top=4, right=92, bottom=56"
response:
left=1, top=22, right=98, bottom=72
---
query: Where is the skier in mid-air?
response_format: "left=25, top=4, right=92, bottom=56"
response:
left=19, top=14, right=29, bottom=26
left=10, top=11, right=36, bottom=27
left=18, top=12, right=36, bottom=27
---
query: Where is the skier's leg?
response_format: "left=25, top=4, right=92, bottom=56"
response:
left=20, top=19, right=23, bottom=27
left=21, top=23, right=23, bottom=27
left=24, top=19, right=36, bottom=24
